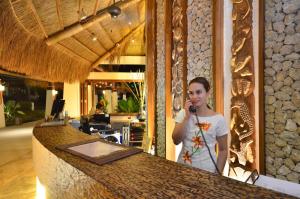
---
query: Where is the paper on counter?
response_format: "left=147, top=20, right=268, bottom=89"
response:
left=68, top=141, right=125, bottom=158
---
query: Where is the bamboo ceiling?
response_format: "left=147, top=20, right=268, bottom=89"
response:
left=0, top=0, right=145, bottom=82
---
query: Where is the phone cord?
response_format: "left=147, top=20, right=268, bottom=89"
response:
left=194, top=112, right=221, bottom=175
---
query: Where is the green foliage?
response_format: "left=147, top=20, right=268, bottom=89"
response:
left=19, top=101, right=33, bottom=112
left=117, top=96, right=140, bottom=113
left=4, top=100, right=25, bottom=122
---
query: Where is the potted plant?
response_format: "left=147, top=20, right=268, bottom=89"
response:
left=122, top=74, right=145, bottom=120
left=117, top=96, right=140, bottom=113
left=4, top=100, right=25, bottom=125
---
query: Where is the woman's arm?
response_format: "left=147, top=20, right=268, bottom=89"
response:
left=172, top=100, right=193, bottom=145
left=216, top=134, right=228, bottom=174
left=172, top=118, right=190, bottom=145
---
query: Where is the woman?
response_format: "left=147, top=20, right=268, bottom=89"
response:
left=172, top=77, right=228, bottom=174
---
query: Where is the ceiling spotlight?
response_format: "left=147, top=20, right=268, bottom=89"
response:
left=107, top=1, right=121, bottom=18
left=91, top=33, right=97, bottom=41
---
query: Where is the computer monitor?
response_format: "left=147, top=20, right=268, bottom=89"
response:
left=50, top=99, right=65, bottom=119
left=93, top=113, right=110, bottom=124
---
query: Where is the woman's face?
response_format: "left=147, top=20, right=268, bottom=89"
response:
left=188, top=82, right=209, bottom=107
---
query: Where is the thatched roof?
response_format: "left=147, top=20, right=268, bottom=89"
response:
left=0, top=0, right=145, bottom=82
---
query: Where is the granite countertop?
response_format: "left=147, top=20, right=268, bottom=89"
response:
left=33, top=125, right=296, bottom=199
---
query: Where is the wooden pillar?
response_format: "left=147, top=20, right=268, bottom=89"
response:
left=165, top=0, right=173, bottom=159
left=258, top=0, right=265, bottom=174
left=146, top=0, right=156, bottom=153
left=213, top=0, right=224, bottom=114
left=0, top=92, right=6, bottom=128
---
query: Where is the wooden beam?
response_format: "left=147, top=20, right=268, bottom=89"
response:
left=27, top=0, right=48, bottom=38
left=258, top=0, right=265, bottom=175
left=87, top=72, right=144, bottom=81
left=72, top=36, right=100, bottom=57
left=182, top=0, right=187, bottom=111
left=46, top=0, right=141, bottom=45
left=55, top=0, right=64, bottom=29
left=55, top=43, right=92, bottom=64
left=165, top=0, right=172, bottom=159
left=0, top=68, right=48, bottom=82
left=78, top=0, right=83, bottom=21
left=213, top=0, right=224, bottom=114
left=146, top=0, right=156, bottom=155
left=99, top=56, right=146, bottom=65
left=93, top=0, right=100, bottom=16
left=91, top=22, right=145, bottom=68
left=94, top=66, right=104, bottom=72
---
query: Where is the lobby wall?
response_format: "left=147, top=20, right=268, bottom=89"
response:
left=187, top=0, right=214, bottom=105
left=156, top=0, right=167, bottom=158
left=154, top=0, right=215, bottom=159
left=264, top=0, right=300, bottom=183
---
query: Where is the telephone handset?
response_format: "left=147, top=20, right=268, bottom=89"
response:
left=189, top=106, right=197, bottom=113
left=186, top=95, right=197, bottom=113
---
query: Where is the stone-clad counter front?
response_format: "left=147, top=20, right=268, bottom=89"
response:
left=32, top=125, right=295, bottom=198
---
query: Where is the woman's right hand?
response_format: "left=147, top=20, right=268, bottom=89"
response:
left=184, top=99, right=193, bottom=120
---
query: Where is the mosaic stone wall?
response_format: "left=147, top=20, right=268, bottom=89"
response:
left=156, top=0, right=166, bottom=158
left=264, top=0, right=300, bottom=183
left=187, top=0, right=214, bottom=107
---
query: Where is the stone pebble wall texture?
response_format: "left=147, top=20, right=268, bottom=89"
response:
left=265, top=0, right=300, bottom=183
left=187, top=0, right=214, bottom=107
left=156, top=0, right=166, bottom=158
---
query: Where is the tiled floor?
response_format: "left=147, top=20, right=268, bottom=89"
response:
left=0, top=122, right=38, bottom=199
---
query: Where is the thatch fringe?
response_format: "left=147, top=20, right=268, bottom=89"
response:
left=0, top=0, right=92, bottom=83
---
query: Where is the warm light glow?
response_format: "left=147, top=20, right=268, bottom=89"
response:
left=35, top=177, right=46, bottom=199
left=128, top=21, right=132, bottom=25
left=52, top=89, right=58, bottom=96
left=0, top=84, right=4, bottom=92
left=131, top=39, right=135, bottom=43
left=103, top=90, right=106, bottom=94
left=91, top=33, right=97, bottom=41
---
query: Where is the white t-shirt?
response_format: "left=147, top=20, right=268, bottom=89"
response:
left=175, top=109, right=229, bottom=173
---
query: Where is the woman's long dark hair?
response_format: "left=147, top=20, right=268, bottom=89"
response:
left=189, top=77, right=211, bottom=109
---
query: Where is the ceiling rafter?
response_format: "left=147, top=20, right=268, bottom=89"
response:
left=27, top=0, right=48, bottom=38
left=93, top=0, right=100, bottom=16
left=45, top=0, right=141, bottom=45
left=72, top=36, right=100, bottom=57
left=85, top=28, right=107, bottom=51
left=92, top=21, right=145, bottom=68
left=98, top=21, right=117, bottom=43
left=78, top=0, right=83, bottom=21
left=55, top=43, right=92, bottom=64
left=55, top=0, right=64, bottom=29
left=94, top=66, right=104, bottom=72
left=136, top=1, right=141, bottom=23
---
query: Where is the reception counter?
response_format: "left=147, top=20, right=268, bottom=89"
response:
left=32, top=125, right=295, bottom=198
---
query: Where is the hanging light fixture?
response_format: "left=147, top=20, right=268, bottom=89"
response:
left=107, top=0, right=121, bottom=18
left=91, top=32, right=97, bottom=41
left=79, top=8, right=87, bottom=21
left=0, top=79, right=5, bottom=92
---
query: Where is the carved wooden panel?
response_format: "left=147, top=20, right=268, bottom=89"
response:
left=172, top=0, right=187, bottom=118
left=229, top=0, right=256, bottom=173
